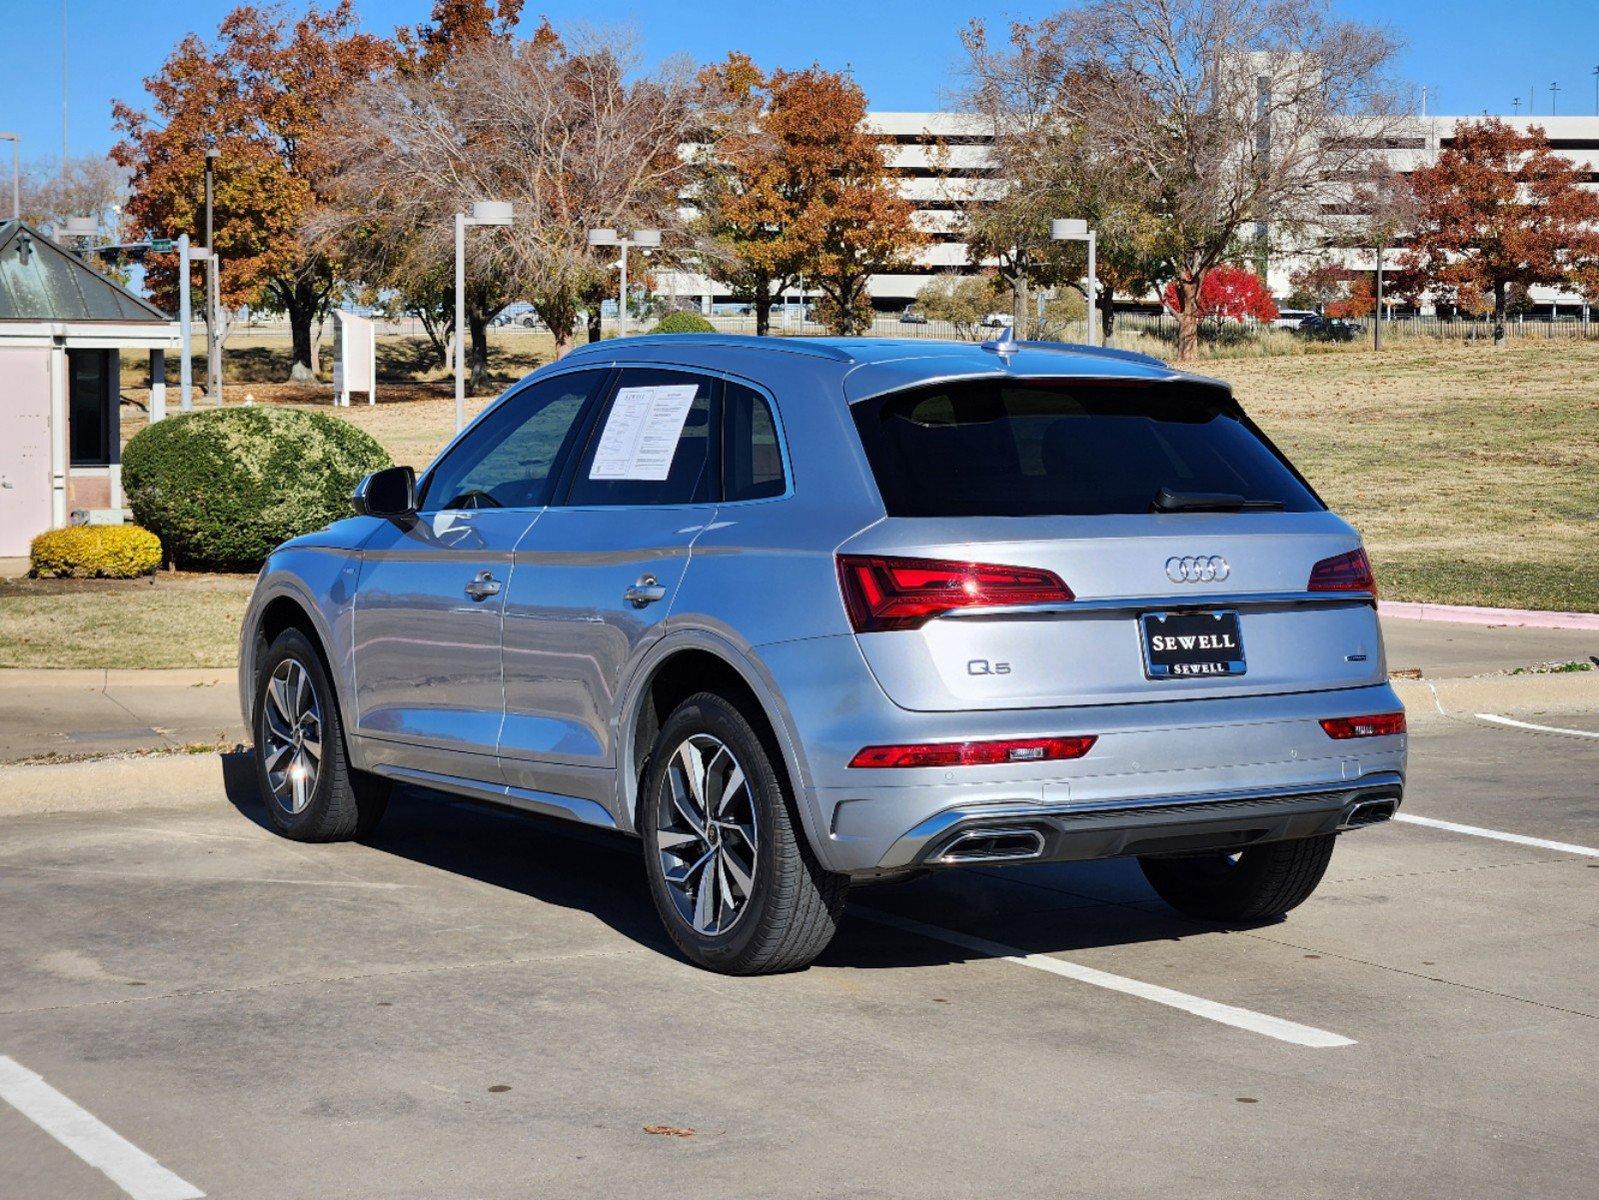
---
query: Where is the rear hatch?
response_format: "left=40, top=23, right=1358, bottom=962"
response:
left=840, top=374, right=1384, bottom=712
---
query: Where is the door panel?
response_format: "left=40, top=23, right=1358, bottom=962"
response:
left=498, top=368, right=717, bottom=785
left=353, top=509, right=535, bottom=773
left=0, top=348, right=53, bottom=556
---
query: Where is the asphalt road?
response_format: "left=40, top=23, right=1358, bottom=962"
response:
left=1, top=710, right=1595, bottom=1200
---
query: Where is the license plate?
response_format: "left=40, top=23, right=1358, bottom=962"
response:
left=1140, top=610, right=1246, bottom=679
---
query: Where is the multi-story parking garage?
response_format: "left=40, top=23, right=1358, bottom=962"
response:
left=661, top=112, right=1599, bottom=317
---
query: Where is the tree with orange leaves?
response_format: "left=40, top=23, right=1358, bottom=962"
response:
left=112, top=3, right=391, bottom=381
left=1404, top=119, right=1599, bottom=345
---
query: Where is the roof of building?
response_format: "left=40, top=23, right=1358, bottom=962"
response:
left=0, top=220, right=171, bottom=323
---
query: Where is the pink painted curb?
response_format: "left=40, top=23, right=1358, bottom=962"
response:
left=1379, top=600, right=1599, bottom=631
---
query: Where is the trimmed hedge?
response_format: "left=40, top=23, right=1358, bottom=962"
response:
left=122, top=407, right=391, bottom=571
left=650, top=310, right=716, bottom=334
left=30, top=525, right=163, bottom=579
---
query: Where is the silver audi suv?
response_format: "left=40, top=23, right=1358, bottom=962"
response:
left=239, top=334, right=1406, bottom=974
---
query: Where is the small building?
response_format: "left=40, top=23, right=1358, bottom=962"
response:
left=0, top=220, right=179, bottom=557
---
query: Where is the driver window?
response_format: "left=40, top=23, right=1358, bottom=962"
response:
left=419, top=371, right=605, bottom=512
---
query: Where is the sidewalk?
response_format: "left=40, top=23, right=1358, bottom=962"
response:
left=0, top=668, right=244, bottom=763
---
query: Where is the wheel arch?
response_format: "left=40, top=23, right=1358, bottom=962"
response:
left=619, top=631, right=825, bottom=859
left=242, top=581, right=346, bottom=733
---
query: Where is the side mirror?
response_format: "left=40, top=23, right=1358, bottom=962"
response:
left=351, top=465, right=417, bottom=519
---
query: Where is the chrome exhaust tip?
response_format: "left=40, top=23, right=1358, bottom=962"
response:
left=1339, top=798, right=1397, bottom=830
left=933, top=827, right=1047, bottom=865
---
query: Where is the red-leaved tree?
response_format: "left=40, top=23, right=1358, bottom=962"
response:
left=1404, top=119, right=1599, bottom=344
left=1163, top=265, right=1278, bottom=326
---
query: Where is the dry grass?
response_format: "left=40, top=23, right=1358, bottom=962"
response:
left=0, top=572, right=255, bottom=669
left=14, top=332, right=1585, bottom=673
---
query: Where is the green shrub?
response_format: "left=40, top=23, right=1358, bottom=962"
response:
left=122, top=407, right=391, bottom=571
left=30, top=525, right=163, bottom=578
left=649, top=310, right=716, bottom=334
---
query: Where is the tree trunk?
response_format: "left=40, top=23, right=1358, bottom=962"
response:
left=468, top=312, right=490, bottom=393
left=754, top=292, right=772, bottom=337
left=587, top=307, right=602, bottom=344
left=1100, top=286, right=1116, bottom=342
left=284, top=281, right=318, bottom=380
left=1492, top=281, right=1507, bottom=346
left=1174, top=277, right=1201, bottom=361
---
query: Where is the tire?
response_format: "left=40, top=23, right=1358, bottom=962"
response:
left=1138, top=834, right=1337, bottom=922
left=639, top=692, right=847, bottom=974
left=253, top=628, right=390, bottom=843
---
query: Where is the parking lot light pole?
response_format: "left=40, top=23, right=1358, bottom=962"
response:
left=0, top=133, right=18, bottom=220
left=588, top=228, right=660, bottom=339
left=455, top=200, right=514, bottom=432
left=1050, top=218, right=1098, bottom=346
left=204, top=148, right=221, bottom=405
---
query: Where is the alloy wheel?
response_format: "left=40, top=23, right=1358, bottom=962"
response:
left=656, top=733, right=759, bottom=935
left=261, top=659, right=323, bottom=816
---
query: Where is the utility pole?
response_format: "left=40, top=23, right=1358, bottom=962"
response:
left=178, top=234, right=194, bottom=411
left=1512, top=97, right=1521, bottom=117
left=0, top=133, right=18, bottom=220
left=204, top=147, right=220, bottom=405
left=1592, top=66, right=1597, bottom=115
left=1550, top=81, right=1560, bottom=116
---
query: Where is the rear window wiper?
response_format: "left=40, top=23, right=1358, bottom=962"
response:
left=1152, top=488, right=1286, bottom=513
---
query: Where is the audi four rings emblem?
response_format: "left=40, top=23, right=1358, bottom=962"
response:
left=1166, top=555, right=1230, bottom=583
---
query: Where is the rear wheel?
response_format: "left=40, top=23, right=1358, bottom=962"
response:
left=640, top=692, right=846, bottom=974
left=1138, top=834, right=1336, bottom=922
left=253, top=628, right=390, bottom=842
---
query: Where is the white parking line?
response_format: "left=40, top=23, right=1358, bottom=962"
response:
left=855, top=908, right=1355, bottom=1049
left=1393, top=814, right=1599, bottom=858
left=0, top=1055, right=203, bottom=1200
left=1474, top=713, right=1599, bottom=741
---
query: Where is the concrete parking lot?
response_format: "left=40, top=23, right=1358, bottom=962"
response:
left=1, top=627, right=1595, bottom=1199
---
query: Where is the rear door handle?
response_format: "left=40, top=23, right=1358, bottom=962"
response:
left=464, top=570, right=502, bottom=601
left=624, top=574, right=667, bottom=608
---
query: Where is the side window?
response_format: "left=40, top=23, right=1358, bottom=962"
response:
left=723, top=381, right=786, bottom=502
left=419, top=371, right=604, bottom=512
left=564, top=369, right=714, bottom=507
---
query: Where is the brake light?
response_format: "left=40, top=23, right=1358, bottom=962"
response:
left=848, top=735, right=1098, bottom=768
left=836, top=554, right=1073, bottom=633
left=1320, top=712, right=1406, bottom=739
left=1308, top=548, right=1376, bottom=594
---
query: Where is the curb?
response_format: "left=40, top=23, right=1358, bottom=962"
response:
left=1380, top=600, right=1599, bottom=632
left=0, top=753, right=233, bottom=816
left=1392, top=670, right=1599, bottom=723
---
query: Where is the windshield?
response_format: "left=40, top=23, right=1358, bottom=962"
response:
left=850, top=379, right=1322, bottom=518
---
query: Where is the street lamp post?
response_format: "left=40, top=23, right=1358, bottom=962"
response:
left=454, top=200, right=514, bottom=432
left=204, top=147, right=221, bottom=405
left=587, top=228, right=660, bottom=339
left=1050, top=218, right=1098, bottom=346
left=0, top=133, right=18, bottom=220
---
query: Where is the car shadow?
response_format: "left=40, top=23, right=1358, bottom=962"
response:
left=219, top=751, right=1271, bottom=974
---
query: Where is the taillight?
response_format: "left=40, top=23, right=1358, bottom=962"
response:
left=848, top=735, right=1098, bottom=768
left=836, top=554, right=1073, bottom=633
left=1320, top=712, right=1405, bottom=739
left=1308, top=548, right=1376, bottom=594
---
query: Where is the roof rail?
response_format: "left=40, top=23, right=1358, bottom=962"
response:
left=562, top=333, right=858, bottom=363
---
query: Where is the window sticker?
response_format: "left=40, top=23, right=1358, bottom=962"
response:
left=588, top=384, right=699, bottom=481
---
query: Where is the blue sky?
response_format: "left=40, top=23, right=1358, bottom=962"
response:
left=4, top=0, right=1599, bottom=164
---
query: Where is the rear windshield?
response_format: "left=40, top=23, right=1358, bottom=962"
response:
left=851, top=380, right=1322, bottom=517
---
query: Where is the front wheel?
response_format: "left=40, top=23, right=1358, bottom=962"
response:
left=639, top=692, right=846, bottom=974
left=1138, top=834, right=1337, bottom=922
left=253, top=628, right=390, bottom=842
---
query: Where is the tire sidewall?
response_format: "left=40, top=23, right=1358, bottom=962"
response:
left=253, top=629, right=341, bottom=838
left=639, top=695, right=785, bottom=969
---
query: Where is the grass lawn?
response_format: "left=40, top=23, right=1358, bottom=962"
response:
left=0, top=573, right=255, bottom=669
left=4, top=329, right=1589, bottom=673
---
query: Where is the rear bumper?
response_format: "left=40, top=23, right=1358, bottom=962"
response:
left=876, top=772, right=1403, bottom=871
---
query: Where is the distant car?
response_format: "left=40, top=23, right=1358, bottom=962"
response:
left=980, top=312, right=1015, bottom=328
left=1296, top=314, right=1359, bottom=342
left=899, top=307, right=929, bottom=325
left=1272, top=308, right=1318, bottom=329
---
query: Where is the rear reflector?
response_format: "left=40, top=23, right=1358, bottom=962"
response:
left=1308, top=548, right=1376, bottom=594
left=837, top=554, right=1073, bottom=633
left=848, top=735, right=1097, bottom=769
left=1320, top=712, right=1406, bottom=739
